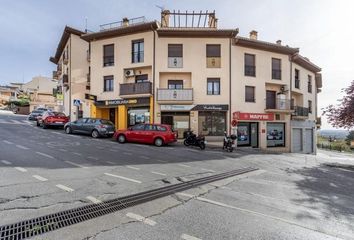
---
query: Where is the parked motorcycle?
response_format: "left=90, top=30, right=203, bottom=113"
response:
left=183, top=130, right=206, bottom=150
left=223, top=131, right=237, bottom=152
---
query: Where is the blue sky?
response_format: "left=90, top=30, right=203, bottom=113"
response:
left=0, top=0, right=353, bottom=129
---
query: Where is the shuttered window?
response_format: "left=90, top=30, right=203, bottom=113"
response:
left=168, top=44, right=183, bottom=57
left=206, top=44, right=221, bottom=57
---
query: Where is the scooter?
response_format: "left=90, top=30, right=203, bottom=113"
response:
left=184, top=130, right=206, bottom=150
left=223, top=131, right=237, bottom=152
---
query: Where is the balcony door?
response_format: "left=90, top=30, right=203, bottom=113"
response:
left=168, top=80, right=183, bottom=89
left=266, top=90, right=276, bottom=109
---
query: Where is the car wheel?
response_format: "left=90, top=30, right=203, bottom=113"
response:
left=117, top=134, right=126, bottom=144
left=65, top=126, right=72, bottom=134
left=154, top=138, right=163, bottom=147
left=91, top=130, right=99, bottom=138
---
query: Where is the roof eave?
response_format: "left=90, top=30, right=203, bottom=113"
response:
left=156, top=28, right=238, bottom=38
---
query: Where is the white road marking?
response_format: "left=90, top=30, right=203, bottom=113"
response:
left=32, top=175, right=48, bottom=181
left=201, top=168, right=216, bottom=173
left=16, top=145, right=29, bottom=150
left=14, top=167, right=27, bottom=172
left=157, top=160, right=168, bottom=163
left=176, top=192, right=195, bottom=198
left=140, top=156, right=150, bottom=159
left=87, top=156, right=99, bottom=160
left=123, top=152, right=132, bottom=155
left=151, top=171, right=167, bottom=176
left=126, top=212, right=156, bottom=226
left=72, top=152, right=82, bottom=156
left=126, top=166, right=140, bottom=170
left=86, top=196, right=102, bottom=204
left=56, top=184, right=74, bottom=192
left=1, top=160, right=11, bottom=165
left=178, top=164, right=191, bottom=168
left=104, top=173, right=142, bottom=184
left=3, top=140, right=13, bottom=144
left=36, top=152, right=54, bottom=159
left=181, top=234, right=202, bottom=240
left=65, top=161, right=89, bottom=169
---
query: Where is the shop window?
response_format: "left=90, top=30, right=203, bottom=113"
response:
left=103, top=76, right=114, bottom=92
left=198, top=111, right=226, bottom=136
left=168, top=80, right=183, bottom=89
left=168, top=44, right=183, bottom=68
left=206, top=44, right=221, bottom=68
left=207, top=78, right=220, bottom=95
left=132, top=39, right=144, bottom=63
left=103, top=44, right=114, bottom=67
left=267, top=123, right=285, bottom=147
left=237, top=123, right=250, bottom=146
left=128, top=108, right=150, bottom=126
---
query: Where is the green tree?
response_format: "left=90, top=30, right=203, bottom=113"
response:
left=346, top=130, right=354, bottom=146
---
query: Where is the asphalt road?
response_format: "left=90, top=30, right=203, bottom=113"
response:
left=1, top=111, right=354, bottom=240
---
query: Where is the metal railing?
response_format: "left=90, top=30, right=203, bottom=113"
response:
left=293, top=106, right=309, bottom=116
left=265, top=97, right=292, bottom=110
left=100, top=16, right=146, bottom=31
left=120, top=82, right=152, bottom=95
left=157, top=89, right=193, bottom=101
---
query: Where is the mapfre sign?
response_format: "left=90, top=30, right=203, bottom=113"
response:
left=233, top=112, right=274, bottom=121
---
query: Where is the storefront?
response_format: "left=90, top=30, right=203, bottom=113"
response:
left=193, top=104, right=228, bottom=136
left=92, top=97, right=151, bottom=130
left=160, top=105, right=193, bottom=138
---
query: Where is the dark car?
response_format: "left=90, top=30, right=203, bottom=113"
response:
left=37, top=111, right=69, bottom=128
left=64, top=118, right=115, bottom=138
left=114, top=124, right=177, bottom=147
left=28, top=108, right=47, bottom=121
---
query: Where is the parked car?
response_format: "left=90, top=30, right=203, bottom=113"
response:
left=64, top=118, right=115, bottom=138
left=37, top=111, right=69, bottom=129
left=28, top=109, right=47, bottom=121
left=114, top=124, right=177, bottom=147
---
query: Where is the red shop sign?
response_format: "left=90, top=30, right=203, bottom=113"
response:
left=233, top=111, right=274, bottom=121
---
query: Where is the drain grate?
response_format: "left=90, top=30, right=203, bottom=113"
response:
left=0, top=167, right=257, bottom=240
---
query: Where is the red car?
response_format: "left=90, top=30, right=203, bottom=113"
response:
left=37, top=111, right=69, bottom=129
left=114, top=124, right=177, bottom=147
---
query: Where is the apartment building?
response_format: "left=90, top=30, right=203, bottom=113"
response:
left=50, top=26, right=90, bottom=120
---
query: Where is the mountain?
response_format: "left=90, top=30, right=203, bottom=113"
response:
left=317, top=129, right=350, bottom=139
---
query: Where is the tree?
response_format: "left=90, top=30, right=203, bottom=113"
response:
left=346, top=131, right=354, bottom=146
left=323, top=80, right=354, bottom=129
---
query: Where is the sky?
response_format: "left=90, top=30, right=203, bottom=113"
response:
left=0, top=0, right=353, bottom=129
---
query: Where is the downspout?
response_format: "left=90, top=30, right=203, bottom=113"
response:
left=229, top=37, right=232, bottom=134
left=69, top=36, right=72, bottom=120
left=289, top=54, right=294, bottom=152
left=152, top=27, right=156, bottom=124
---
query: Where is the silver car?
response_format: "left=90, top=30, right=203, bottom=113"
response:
left=64, top=118, right=115, bottom=138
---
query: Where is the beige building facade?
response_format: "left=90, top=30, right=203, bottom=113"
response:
left=51, top=10, right=322, bottom=153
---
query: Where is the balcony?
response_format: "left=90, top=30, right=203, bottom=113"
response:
left=62, top=74, right=69, bottom=86
left=52, top=71, right=58, bottom=80
left=292, top=106, right=309, bottom=119
left=119, top=82, right=152, bottom=96
left=57, top=65, right=62, bottom=75
left=63, top=56, right=68, bottom=65
left=157, top=89, right=193, bottom=102
left=265, top=97, right=293, bottom=113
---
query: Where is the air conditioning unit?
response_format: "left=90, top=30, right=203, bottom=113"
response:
left=125, top=69, right=135, bottom=77
left=280, top=85, right=289, bottom=92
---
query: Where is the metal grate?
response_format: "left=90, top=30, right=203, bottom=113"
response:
left=0, top=167, right=257, bottom=240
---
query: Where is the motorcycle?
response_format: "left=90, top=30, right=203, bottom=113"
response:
left=223, top=131, right=237, bottom=152
left=183, top=130, right=206, bottom=150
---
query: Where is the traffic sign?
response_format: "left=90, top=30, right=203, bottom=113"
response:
left=231, top=119, right=238, bottom=127
left=73, top=99, right=81, bottom=106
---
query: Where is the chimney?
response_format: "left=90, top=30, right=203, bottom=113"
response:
left=276, top=40, right=282, bottom=45
left=161, top=10, right=170, bottom=27
left=122, top=17, right=129, bottom=27
left=249, top=30, right=258, bottom=40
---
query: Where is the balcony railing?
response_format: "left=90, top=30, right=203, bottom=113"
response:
left=266, top=97, right=292, bottom=110
left=157, top=89, right=193, bottom=101
left=119, top=82, right=152, bottom=95
left=292, top=106, right=309, bottom=117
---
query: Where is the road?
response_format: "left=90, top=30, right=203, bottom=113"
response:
left=0, top=111, right=354, bottom=240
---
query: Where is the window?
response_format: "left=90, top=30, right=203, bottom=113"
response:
left=272, top=58, right=281, bottom=80
left=168, top=80, right=183, bottom=89
left=131, top=124, right=145, bottom=131
left=103, top=76, right=114, bottom=92
left=245, top=54, right=256, bottom=76
left=308, top=100, right=312, bottom=113
left=245, top=86, right=255, bottom=102
left=295, top=69, right=300, bottom=89
left=103, top=44, right=114, bottom=66
left=168, top=44, right=183, bottom=68
left=198, top=111, right=226, bottom=136
left=135, top=74, right=148, bottom=83
left=76, top=118, right=88, bottom=124
left=156, top=125, right=167, bottom=131
left=267, top=123, right=285, bottom=147
left=206, top=44, right=221, bottom=68
left=132, top=39, right=144, bottom=63
left=144, top=124, right=155, bottom=131
left=207, top=78, right=220, bottom=95
left=308, top=75, right=312, bottom=93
